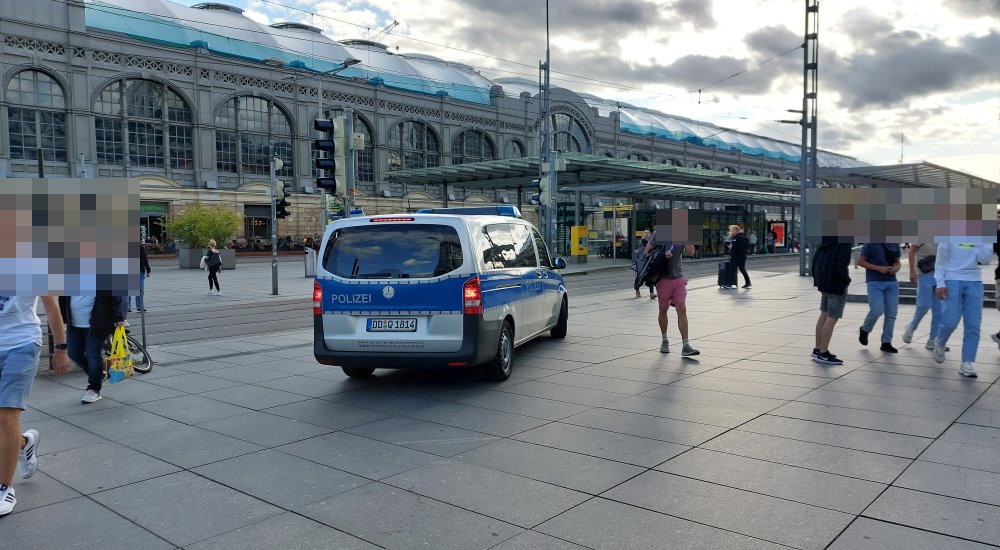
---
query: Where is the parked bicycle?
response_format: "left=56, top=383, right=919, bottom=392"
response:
left=100, top=329, right=153, bottom=375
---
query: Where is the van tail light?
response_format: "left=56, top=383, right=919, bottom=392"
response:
left=463, top=276, right=482, bottom=315
left=313, top=280, right=323, bottom=315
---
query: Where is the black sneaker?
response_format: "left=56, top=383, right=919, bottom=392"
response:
left=742, top=284, right=752, bottom=289
left=880, top=342, right=898, bottom=353
left=814, top=351, right=844, bottom=365
left=859, top=328, right=869, bottom=346
left=811, top=348, right=821, bottom=359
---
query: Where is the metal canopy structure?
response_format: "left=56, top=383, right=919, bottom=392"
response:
left=817, top=161, right=997, bottom=189
left=563, top=181, right=801, bottom=206
left=386, top=152, right=802, bottom=202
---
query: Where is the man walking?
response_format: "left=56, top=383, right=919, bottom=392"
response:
left=933, top=242, right=993, bottom=377
left=811, top=242, right=853, bottom=364
left=858, top=242, right=902, bottom=353
left=646, top=238, right=700, bottom=357
left=1, top=296, right=70, bottom=516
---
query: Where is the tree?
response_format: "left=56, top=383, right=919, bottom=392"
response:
left=165, top=204, right=240, bottom=248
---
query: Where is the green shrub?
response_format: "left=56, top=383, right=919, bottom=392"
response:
left=165, top=204, right=240, bottom=248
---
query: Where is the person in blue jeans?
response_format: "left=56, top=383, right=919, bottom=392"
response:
left=933, top=242, right=993, bottom=377
left=902, top=243, right=946, bottom=351
left=857, top=243, right=902, bottom=353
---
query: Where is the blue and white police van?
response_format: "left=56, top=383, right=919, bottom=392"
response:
left=312, top=206, right=568, bottom=381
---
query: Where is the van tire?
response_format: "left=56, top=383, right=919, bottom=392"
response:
left=342, top=366, right=375, bottom=378
left=550, top=297, right=568, bottom=339
left=484, top=321, right=514, bottom=381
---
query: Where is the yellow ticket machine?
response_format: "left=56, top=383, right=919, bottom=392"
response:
left=570, top=226, right=589, bottom=263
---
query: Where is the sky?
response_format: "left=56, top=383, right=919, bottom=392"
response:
left=171, top=0, right=1000, bottom=181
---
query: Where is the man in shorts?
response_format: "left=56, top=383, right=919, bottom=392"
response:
left=810, top=243, right=853, bottom=365
left=646, top=239, right=700, bottom=356
left=1, top=296, right=70, bottom=516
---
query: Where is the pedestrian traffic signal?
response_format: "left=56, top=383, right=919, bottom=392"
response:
left=314, top=117, right=346, bottom=192
left=275, top=197, right=291, bottom=219
left=537, top=176, right=551, bottom=205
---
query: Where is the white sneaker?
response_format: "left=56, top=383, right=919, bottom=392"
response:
left=660, top=339, right=670, bottom=354
left=81, top=389, right=102, bottom=404
left=902, top=327, right=913, bottom=344
left=681, top=343, right=701, bottom=357
left=933, top=340, right=946, bottom=364
left=0, top=484, right=15, bottom=517
left=925, top=339, right=949, bottom=351
left=18, top=429, right=39, bottom=479
left=208, top=290, right=216, bottom=295
left=216, top=290, right=222, bottom=296
left=960, top=362, right=978, bottom=378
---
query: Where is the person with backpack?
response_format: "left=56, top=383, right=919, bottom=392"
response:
left=857, top=242, right=902, bottom=353
left=933, top=242, right=993, bottom=377
left=902, top=243, right=945, bottom=351
left=644, top=235, right=700, bottom=357
left=632, top=229, right=656, bottom=299
left=203, top=240, right=223, bottom=296
left=811, top=241, right=853, bottom=364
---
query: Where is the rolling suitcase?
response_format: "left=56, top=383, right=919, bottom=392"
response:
left=718, top=261, right=736, bottom=288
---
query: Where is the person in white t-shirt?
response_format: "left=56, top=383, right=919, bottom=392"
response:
left=0, top=296, right=69, bottom=517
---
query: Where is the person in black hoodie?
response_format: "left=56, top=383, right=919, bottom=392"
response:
left=991, top=213, right=1000, bottom=348
left=57, top=296, right=124, bottom=403
left=726, top=225, right=751, bottom=289
left=811, top=241, right=853, bottom=365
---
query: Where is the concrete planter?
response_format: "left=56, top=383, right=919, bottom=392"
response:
left=175, top=242, right=236, bottom=270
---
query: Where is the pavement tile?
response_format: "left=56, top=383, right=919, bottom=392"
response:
left=656, top=448, right=886, bottom=513
left=571, top=363, right=692, bottom=384
left=490, top=531, right=589, bottom=550
left=276, top=431, right=439, bottom=479
left=90, top=471, right=283, bottom=547
left=203, top=365, right=294, bottom=384
left=536, top=496, right=786, bottom=550
left=145, top=372, right=247, bottom=393
left=919, top=439, right=1000, bottom=473
left=738, top=415, right=932, bottom=458
left=29, top=386, right=126, bottom=417
left=820, top=379, right=981, bottom=407
left=518, top=344, right=632, bottom=364
left=197, top=384, right=311, bottom=409
left=669, top=374, right=813, bottom=400
left=530, top=371, right=664, bottom=395
left=457, top=438, right=645, bottom=494
left=298, top=482, right=522, bottom=550
left=406, top=402, right=550, bottom=437
left=262, top=399, right=390, bottom=430
left=958, top=406, right=1000, bottom=429
left=724, top=358, right=846, bottom=378
left=796, top=388, right=968, bottom=420
left=703, top=430, right=912, bottom=484
left=185, top=512, right=379, bottom=550
left=497, top=380, right=632, bottom=406
left=118, top=424, right=263, bottom=469
left=598, top=351, right=738, bottom=371
left=939, top=423, right=1000, bottom=448
left=770, top=401, right=952, bottom=438
left=255, top=375, right=360, bottom=398
left=829, top=517, right=994, bottom=550
left=385, top=459, right=590, bottom=528
left=345, top=416, right=498, bottom=457
left=325, top=388, right=447, bottom=414
left=685, top=366, right=832, bottom=388
left=513, top=422, right=688, bottom=467
left=560, top=407, right=726, bottom=446
left=840, top=370, right=989, bottom=395
left=863, top=487, right=1000, bottom=546
left=455, top=390, right=591, bottom=421
left=26, top=417, right=108, bottom=455
left=603, top=394, right=762, bottom=427
left=196, top=410, right=333, bottom=447
left=61, top=405, right=187, bottom=441
left=40, top=441, right=180, bottom=494
left=604, top=471, right=853, bottom=549
left=0, top=497, right=173, bottom=549
left=4, top=471, right=82, bottom=514
left=192, top=449, right=369, bottom=508
left=98, top=380, right=187, bottom=404
left=863, top=361, right=1000, bottom=382
left=895, top=460, right=1000, bottom=506
left=134, top=394, right=252, bottom=424
left=638, top=385, right=788, bottom=412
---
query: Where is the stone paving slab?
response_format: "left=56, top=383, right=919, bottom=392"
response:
left=10, top=268, right=1000, bottom=548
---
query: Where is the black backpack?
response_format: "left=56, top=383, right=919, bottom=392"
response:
left=640, top=246, right=671, bottom=286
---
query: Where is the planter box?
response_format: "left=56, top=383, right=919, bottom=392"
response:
left=175, top=243, right=237, bottom=270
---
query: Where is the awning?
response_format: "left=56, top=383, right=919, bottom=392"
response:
left=561, top=181, right=800, bottom=206
left=816, top=161, right=997, bottom=189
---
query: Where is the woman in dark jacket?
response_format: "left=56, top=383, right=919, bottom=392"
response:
left=58, top=296, right=124, bottom=403
left=727, top=225, right=752, bottom=289
left=205, top=239, right=222, bottom=296
left=632, top=229, right=657, bottom=299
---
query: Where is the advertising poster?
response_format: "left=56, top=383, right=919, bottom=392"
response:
left=770, top=222, right=786, bottom=249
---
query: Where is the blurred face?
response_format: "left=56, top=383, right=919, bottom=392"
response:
left=643, top=230, right=651, bottom=240
left=729, top=226, right=739, bottom=236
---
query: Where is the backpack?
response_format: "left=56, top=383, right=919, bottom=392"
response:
left=639, top=246, right=668, bottom=286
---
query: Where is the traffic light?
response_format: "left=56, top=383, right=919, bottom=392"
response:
left=313, top=117, right=346, bottom=193
left=537, top=176, right=551, bottom=205
left=275, top=197, right=290, bottom=219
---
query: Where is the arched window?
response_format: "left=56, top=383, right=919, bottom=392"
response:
left=694, top=162, right=712, bottom=170
left=551, top=113, right=590, bottom=153
left=215, top=96, right=292, bottom=176
left=722, top=166, right=737, bottom=174
left=626, top=153, right=648, bottom=162
left=6, top=70, right=67, bottom=161
left=388, top=121, right=439, bottom=170
left=744, top=169, right=760, bottom=176
left=663, top=158, right=683, bottom=167
left=94, top=79, right=193, bottom=169
left=504, top=140, right=524, bottom=159
left=768, top=172, right=780, bottom=179
left=451, top=130, right=495, bottom=165
left=311, top=110, right=374, bottom=182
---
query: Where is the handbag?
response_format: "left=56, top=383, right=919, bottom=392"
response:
left=199, top=255, right=207, bottom=270
left=106, top=326, right=133, bottom=384
left=916, top=255, right=936, bottom=274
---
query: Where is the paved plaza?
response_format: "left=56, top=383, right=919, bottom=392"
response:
left=4, top=259, right=1000, bottom=549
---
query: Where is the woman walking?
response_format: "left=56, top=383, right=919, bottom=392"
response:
left=633, top=229, right=657, bottom=299
left=727, top=225, right=751, bottom=289
left=205, top=240, right=223, bottom=296
left=57, top=296, right=124, bottom=403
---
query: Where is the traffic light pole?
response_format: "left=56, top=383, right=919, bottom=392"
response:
left=269, top=140, right=278, bottom=295
left=344, top=108, right=355, bottom=218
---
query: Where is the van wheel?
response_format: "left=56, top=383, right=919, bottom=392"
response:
left=342, top=367, right=375, bottom=378
left=484, top=321, right=514, bottom=381
left=550, top=297, right=568, bottom=339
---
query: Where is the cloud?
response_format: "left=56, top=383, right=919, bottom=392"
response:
left=669, top=0, right=717, bottom=29
left=944, top=0, right=1000, bottom=17
left=836, top=8, right=895, bottom=47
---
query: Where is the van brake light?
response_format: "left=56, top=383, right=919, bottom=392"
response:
left=313, top=280, right=323, bottom=315
left=463, top=276, right=482, bottom=315
left=370, top=217, right=414, bottom=222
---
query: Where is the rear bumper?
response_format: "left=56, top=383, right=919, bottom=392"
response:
left=313, top=314, right=499, bottom=369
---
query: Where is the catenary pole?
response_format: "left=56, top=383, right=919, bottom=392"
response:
left=269, top=140, right=278, bottom=295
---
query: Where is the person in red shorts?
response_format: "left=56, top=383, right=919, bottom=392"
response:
left=646, top=238, right=700, bottom=356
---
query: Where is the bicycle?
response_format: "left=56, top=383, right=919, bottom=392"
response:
left=100, top=330, right=153, bottom=375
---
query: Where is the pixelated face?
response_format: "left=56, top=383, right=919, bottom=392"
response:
left=652, top=209, right=703, bottom=245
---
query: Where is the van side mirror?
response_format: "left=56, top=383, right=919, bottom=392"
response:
left=551, top=257, right=567, bottom=270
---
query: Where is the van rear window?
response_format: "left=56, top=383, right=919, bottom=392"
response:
left=322, top=224, right=464, bottom=279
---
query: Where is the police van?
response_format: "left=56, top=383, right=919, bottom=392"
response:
left=312, top=206, right=568, bottom=381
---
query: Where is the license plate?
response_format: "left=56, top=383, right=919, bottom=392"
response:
left=366, top=318, right=417, bottom=332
